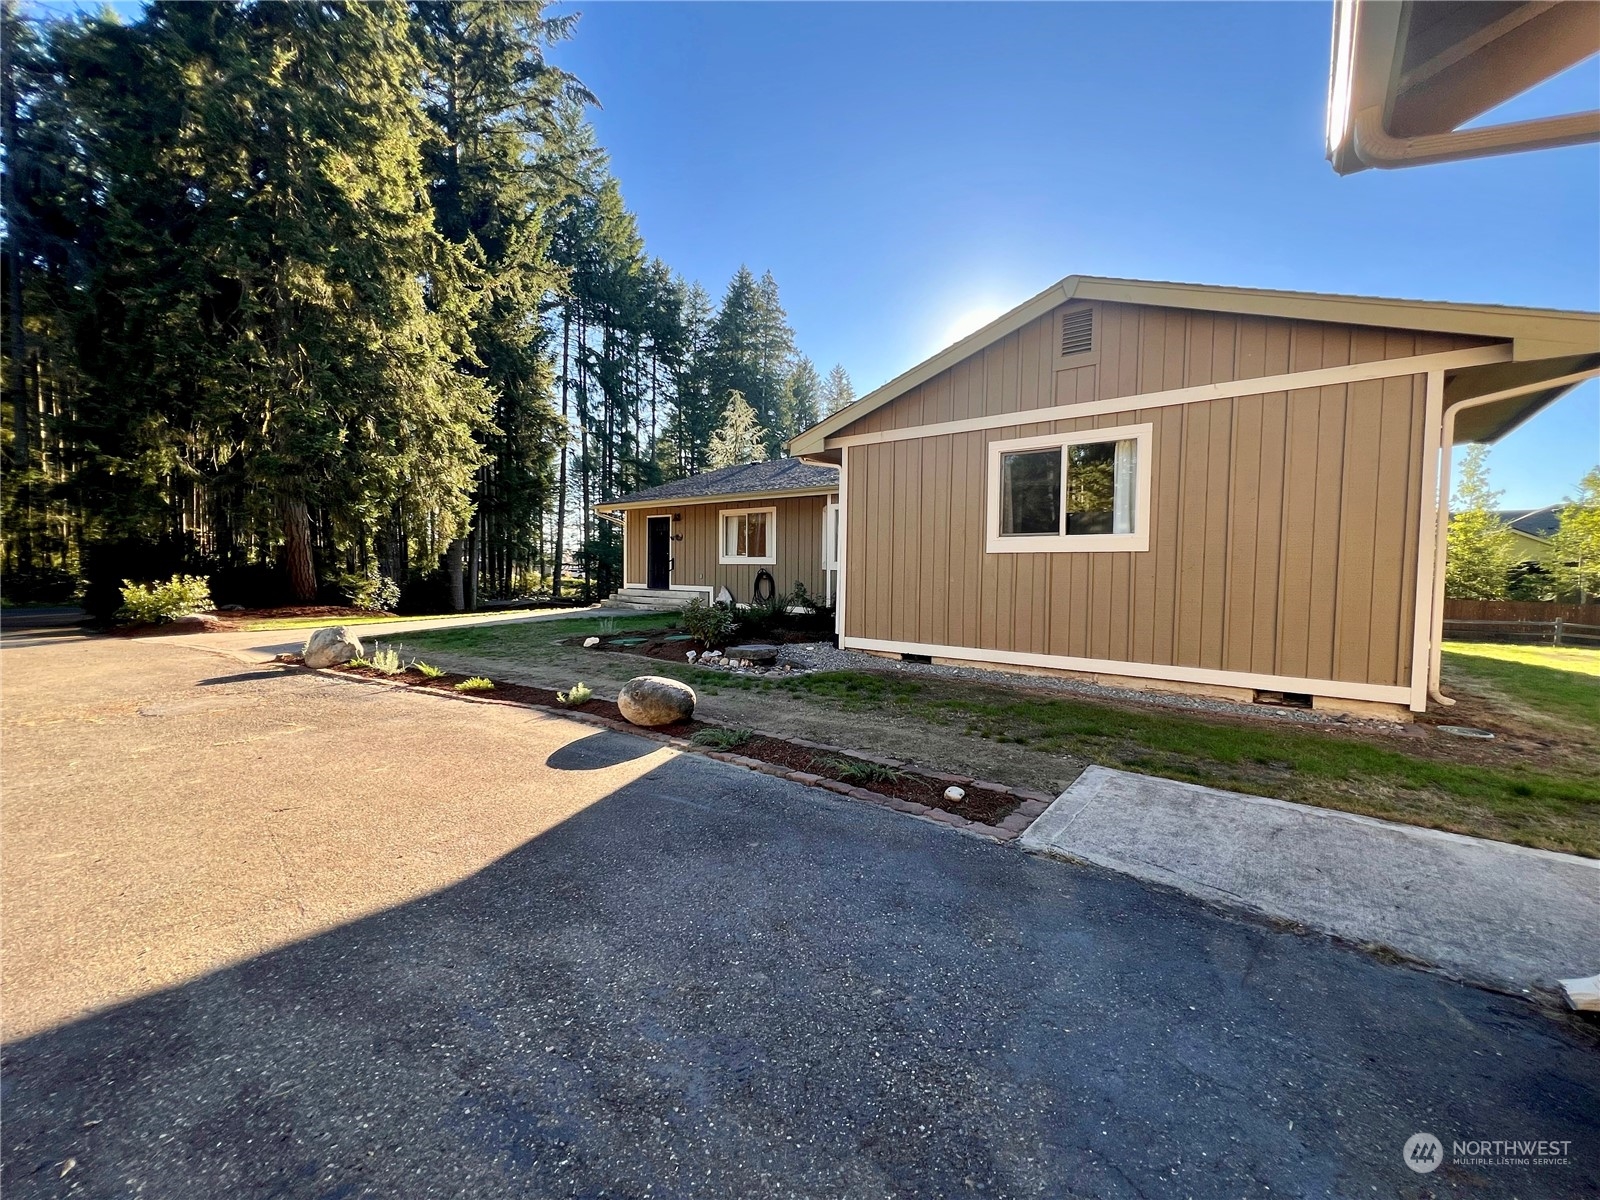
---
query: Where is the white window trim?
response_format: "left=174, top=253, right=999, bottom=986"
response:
left=718, top=505, right=778, bottom=565
left=986, top=423, right=1153, bottom=554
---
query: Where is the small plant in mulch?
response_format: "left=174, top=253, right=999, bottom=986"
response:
left=822, top=756, right=907, bottom=785
left=347, top=655, right=372, bottom=669
left=690, top=727, right=754, bottom=750
left=369, top=644, right=404, bottom=675
left=455, top=676, right=494, bottom=692
left=412, top=660, right=445, bottom=678
left=556, top=681, right=593, bottom=707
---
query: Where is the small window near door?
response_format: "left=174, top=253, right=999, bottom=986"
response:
left=720, top=506, right=776, bottom=565
left=987, top=424, right=1151, bottom=553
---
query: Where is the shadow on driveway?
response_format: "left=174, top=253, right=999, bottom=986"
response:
left=4, top=751, right=1598, bottom=1199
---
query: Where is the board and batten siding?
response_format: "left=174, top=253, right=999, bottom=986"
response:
left=838, top=302, right=1499, bottom=691
left=624, top=495, right=829, bottom=602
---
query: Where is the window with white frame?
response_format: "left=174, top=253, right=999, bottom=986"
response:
left=720, top=506, right=776, bottom=565
left=986, top=424, right=1152, bottom=553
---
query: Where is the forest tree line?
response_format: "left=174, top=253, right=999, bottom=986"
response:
left=1, top=0, right=857, bottom=616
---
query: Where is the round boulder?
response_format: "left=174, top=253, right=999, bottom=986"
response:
left=617, top=675, right=696, bottom=727
left=303, top=625, right=363, bottom=669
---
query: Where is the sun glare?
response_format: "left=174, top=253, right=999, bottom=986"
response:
left=938, top=304, right=1008, bottom=351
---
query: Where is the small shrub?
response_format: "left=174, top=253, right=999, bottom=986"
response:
left=347, top=656, right=373, bottom=669
left=681, top=596, right=739, bottom=648
left=455, top=676, right=494, bottom=692
left=412, top=660, right=445, bottom=678
left=691, top=727, right=753, bottom=750
left=115, top=574, right=213, bottom=625
left=370, top=645, right=403, bottom=675
left=557, top=681, right=593, bottom=707
left=597, top=617, right=620, bottom=636
left=738, top=589, right=793, bottom=636
left=340, top=567, right=401, bottom=613
left=822, top=756, right=906, bottom=785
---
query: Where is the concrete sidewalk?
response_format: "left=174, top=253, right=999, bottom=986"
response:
left=1020, top=766, right=1600, bottom=993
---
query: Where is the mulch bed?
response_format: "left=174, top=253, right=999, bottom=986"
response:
left=733, top=737, right=1017, bottom=825
left=333, top=663, right=705, bottom=736
left=323, top=661, right=1018, bottom=827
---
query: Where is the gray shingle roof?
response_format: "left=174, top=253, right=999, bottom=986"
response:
left=1495, top=507, right=1562, bottom=539
left=599, top=458, right=838, bottom=508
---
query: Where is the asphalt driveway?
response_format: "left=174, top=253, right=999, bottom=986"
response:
left=2, top=626, right=1597, bottom=1197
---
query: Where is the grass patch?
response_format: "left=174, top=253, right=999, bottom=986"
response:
left=1440, top=641, right=1599, bottom=734
left=242, top=606, right=566, bottom=632
left=406, top=611, right=678, bottom=653
left=690, top=727, right=754, bottom=750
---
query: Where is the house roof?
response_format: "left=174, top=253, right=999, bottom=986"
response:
left=1495, top=506, right=1562, bottom=541
left=595, top=458, right=838, bottom=511
left=1326, top=0, right=1600, bottom=175
left=787, top=275, right=1600, bottom=457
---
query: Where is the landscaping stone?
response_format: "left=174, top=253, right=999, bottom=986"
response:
left=616, top=675, right=696, bottom=727
left=583, top=636, right=600, bottom=648
left=724, top=643, right=779, bottom=665
left=170, top=613, right=223, bottom=632
left=943, top=786, right=967, bottom=804
left=303, top=626, right=362, bottom=669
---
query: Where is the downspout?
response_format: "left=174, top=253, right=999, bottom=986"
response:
left=1424, top=368, right=1600, bottom=707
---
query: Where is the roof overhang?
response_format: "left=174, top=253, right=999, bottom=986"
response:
left=787, top=275, right=1600, bottom=456
left=1326, top=0, right=1600, bottom=174
left=595, top=486, right=837, bottom=514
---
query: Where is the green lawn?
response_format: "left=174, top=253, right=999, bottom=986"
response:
left=1440, top=641, right=1599, bottom=735
left=404, top=611, right=678, bottom=649
left=402, top=615, right=1600, bottom=857
left=242, top=605, right=594, bottom=632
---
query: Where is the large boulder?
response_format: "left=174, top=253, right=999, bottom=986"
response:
left=303, top=626, right=362, bottom=669
left=617, top=675, right=696, bottom=727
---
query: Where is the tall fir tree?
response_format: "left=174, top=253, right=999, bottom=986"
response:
left=820, top=363, right=856, bottom=417
left=1445, top=444, right=1517, bottom=601
left=706, top=391, right=768, bottom=469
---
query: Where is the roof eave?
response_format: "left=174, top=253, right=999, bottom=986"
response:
left=595, top=485, right=838, bottom=513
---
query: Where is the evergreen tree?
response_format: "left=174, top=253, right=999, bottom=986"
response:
left=704, top=266, right=794, bottom=456
left=820, top=363, right=856, bottom=417
left=1445, top=445, right=1516, bottom=601
left=706, top=391, right=768, bottom=469
left=784, top=356, right=822, bottom=440
left=411, top=0, right=585, bottom=606
left=1549, top=466, right=1600, bottom=603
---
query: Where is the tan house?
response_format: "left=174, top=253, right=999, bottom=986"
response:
left=597, top=458, right=840, bottom=610
left=786, top=276, right=1599, bottom=718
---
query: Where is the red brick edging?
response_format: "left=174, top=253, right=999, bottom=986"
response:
left=301, top=662, right=1056, bottom=844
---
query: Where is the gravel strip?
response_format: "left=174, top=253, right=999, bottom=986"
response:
left=778, top=642, right=1419, bottom=735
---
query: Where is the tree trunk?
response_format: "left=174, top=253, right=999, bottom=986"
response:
left=446, top=538, right=466, bottom=612
left=553, top=304, right=570, bottom=601
left=280, top=495, right=317, bottom=603
left=466, top=521, right=480, bottom=611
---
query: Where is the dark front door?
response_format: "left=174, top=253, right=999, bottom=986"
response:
left=646, top=516, right=671, bottom=590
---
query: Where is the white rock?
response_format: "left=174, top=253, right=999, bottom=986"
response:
left=686, top=650, right=698, bottom=662
left=1562, top=974, right=1600, bottom=1012
left=944, top=786, right=967, bottom=803
left=583, top=636, right=600, bottom=648
left=303, top=626, right=362, bottom=669
left=715, top=586, right=734, bottom=605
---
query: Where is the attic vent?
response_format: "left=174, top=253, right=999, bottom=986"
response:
left=1060, top=308, right=1094, bottom=356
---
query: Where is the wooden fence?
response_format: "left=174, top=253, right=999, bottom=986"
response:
left=1441, top=600, right=1600, bottom=647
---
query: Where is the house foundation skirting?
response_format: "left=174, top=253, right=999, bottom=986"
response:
left=841, top=636, right=1414, bottom=720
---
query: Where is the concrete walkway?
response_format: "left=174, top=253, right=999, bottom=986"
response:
left=1020, top=766, right=1600, bottom=993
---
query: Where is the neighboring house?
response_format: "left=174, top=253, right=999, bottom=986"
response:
left=596, top=458, right=840, bottom=610
left=1492, top=507, right=1562, bottom=565
left=782, top=276, right=1599, bottom=719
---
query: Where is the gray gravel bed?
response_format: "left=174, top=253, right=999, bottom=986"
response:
left=778, top=641, right=1421, bottom=735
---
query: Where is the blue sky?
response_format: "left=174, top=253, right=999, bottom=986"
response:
left=546, top=1, right=1599, bottom=508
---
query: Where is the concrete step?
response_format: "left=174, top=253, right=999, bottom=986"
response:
left=602, top=588, right=704, bottom=612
